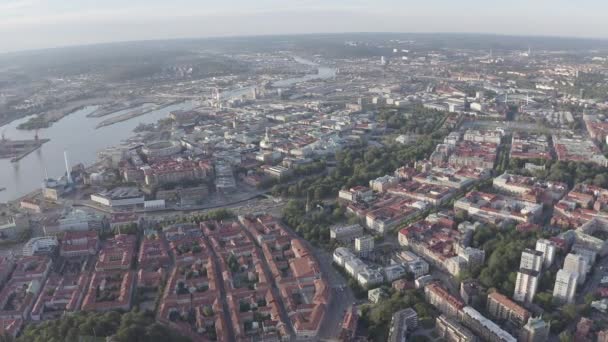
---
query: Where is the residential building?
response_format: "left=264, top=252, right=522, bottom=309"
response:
left=383, top=264, right=407, bottom=282
left=520, top=317, right=550, bottom=342
left=552, top=269, right=578, bottom=304
left=357, top=268, right=384, bottom=288
left=368, top=288, right=387, bottom=303
left=355, top=235, right=375, bottom=257
left=519, top=249, right=544, bottom=273
left=330, top=224, right=364, bottom=243
left=454, top=191, right=542, bottom=225
left=535, top=239, right=556, bottom=268
left=388, top=308, right=418, bottom=342
left=459, top=306, right=517, bottom=342
left=563, top=253, right=588, bottom=285
left=424, top=282, right=464, bottom=318
left=486, top=291, right=530, bottom=327
left=435, top=314, right=477, bottom=342
left=460, top=279, right=484, bottom=306
left=397, top=251, right=429, bottom=278
left=369, top=175, right=398, bottom=192
left=513, top=269, right=539, bottom=303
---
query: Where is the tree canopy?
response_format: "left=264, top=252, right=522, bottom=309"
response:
left=18, top=310, right=191, bottom=342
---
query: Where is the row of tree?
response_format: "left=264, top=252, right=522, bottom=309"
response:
left=18, top=310, right=191, bottom=342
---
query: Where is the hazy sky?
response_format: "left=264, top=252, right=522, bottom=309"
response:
left=1, top=0, right=607, bottom=53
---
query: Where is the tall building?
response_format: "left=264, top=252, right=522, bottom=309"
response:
left=553, top=269, right=578, bottom=304
left=535, top=239, right=556, bottom=268
left=519, top=249, right=544, bottom=272
left=563, top=253, right=588, bottom=285
left=355, top=235, right=375, bottom=257
left=520, top=317, right=550, bottom=342
left=514, top=269, right=539, bottom=303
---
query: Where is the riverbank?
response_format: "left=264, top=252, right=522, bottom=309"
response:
left=16, top=98, right=109, bottom=131
left=95, top=100, right=181, bottom=128
left=87, top=100, right=149, bottom=118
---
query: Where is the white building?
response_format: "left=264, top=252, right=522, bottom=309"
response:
left=520, top=317, right=550, bottom=342
left=144, top=199, right=166, bottom=210
left=333, top=247, right=356, bottom=266
left=552, top=269, right=578, bottom=304
left=91, top=187, right=145, bottom=207
left=445, top=256, right=468, bottom=277
left=388, top=308, right=418, bottom=342
left=514, top=269, right=539, bottom=303
left=572, top=246, right=596, bottom=274
left=519, top=249, right=544, bottom=273
left=330, top=224, right=364, bottom=242
left=355, top=235, right=375, bottom=257
left=22, top=237, right=59, bottom=256
left=460, top=306, right=517, bottom=342
left=383, top=265, right=407, bottom=282
left=369, top=175, right=398, bottom=192
left=345, top=258, right=367, bottom=277
left=563, top=253, right=588, bottom=285
left=535, top=239, right=556, bottom=268
left=398, top=251, right=429, bottom=278
left=459, top=247, right=486, bottom=269
left=357, top=268, right=384, bottom=288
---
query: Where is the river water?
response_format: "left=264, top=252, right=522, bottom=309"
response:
left=0, top=102, right=197, bottom=202
left=0, top=57, right=336, bottom=202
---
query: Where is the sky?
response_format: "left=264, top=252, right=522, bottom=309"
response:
left=1, top=0, right=607, bottom=53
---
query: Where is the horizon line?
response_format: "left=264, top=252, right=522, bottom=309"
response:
left=2, top=30, right=608, bottom=57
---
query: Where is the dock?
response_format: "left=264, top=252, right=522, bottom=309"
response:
left=0, top=138, right=50, bottom=163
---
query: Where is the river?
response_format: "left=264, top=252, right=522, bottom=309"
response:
left=0, top=57, right=336, bottom=202
left=221, top=56, right=336, bottom=98
left=0, top=101, right=197, bottom=202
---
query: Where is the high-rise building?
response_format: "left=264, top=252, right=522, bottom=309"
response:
left=514, top=269, right=539, bottom=303
left=519, top=249, right=544, bottom=272
left=520, top=317, right=550, bottom=342
left=355, top=235, right=375, bottom=257
left=553, top=269, right=578, bottom=304
left=563, top=253, right=588, bottom=285
left=535, top=239, right=556, bottom=268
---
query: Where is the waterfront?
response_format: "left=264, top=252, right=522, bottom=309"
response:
left=0, top=101, right=197, bottom=202
left=0, top=57, right=336, bottom=202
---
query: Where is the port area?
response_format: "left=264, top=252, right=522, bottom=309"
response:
left=0, top=138, right=50, bottom=162
left=95, top=100, right=181, bottom=128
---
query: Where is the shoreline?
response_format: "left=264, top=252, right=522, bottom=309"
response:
left=95, top=100, right=182, bottom=128
left=13, top=97, right=108, bottom=131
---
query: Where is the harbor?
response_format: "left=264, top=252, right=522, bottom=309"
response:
left=0, top=137, right=50, bottom=162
